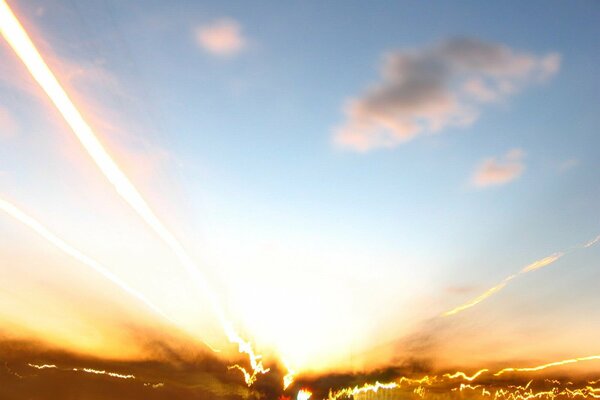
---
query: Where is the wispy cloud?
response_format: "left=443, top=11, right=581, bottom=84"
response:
left=334, top=38, right=560, bottom=152
left=471, top=148, right=525, bottom=188
left=195, top=18, right=246, bottom=57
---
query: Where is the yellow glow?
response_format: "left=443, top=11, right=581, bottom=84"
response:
left=0, top=0, right=265, bottom=385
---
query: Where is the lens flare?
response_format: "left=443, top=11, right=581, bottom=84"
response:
left=0, top=0, right=265, bottom=384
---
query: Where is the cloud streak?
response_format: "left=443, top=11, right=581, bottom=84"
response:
left=471, top=148, right=526, bottom=188
left=334, top=38, right=560, bottom=152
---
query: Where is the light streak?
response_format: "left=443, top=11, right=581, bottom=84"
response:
left=27, top=363, right=57, bottom=370
left=444, top=232, right=599, bottom=317
left=283, top=361, right=296, bottom=390
left=0, top=0, right=265, bottom=384
left=520, top=253, right=563, bottom=273
left=0, top=197, right=171, bottom=322
left=443, top=276, right=515, bottom=316
left=324, top=355, right=600, bottom=400
left=494, top=355, right=600, bottom=377
left=443, top=251, right=563, bottom=317
left=445, top=368, right=489, bottom=381
left=584, top=235, right=600, bottom=248
left=228, top=364, right=256, bottom=386
left=28, top=363, right=135, bottom=379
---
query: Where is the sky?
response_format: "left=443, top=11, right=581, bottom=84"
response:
left=0, top=0, right=599, bottom=388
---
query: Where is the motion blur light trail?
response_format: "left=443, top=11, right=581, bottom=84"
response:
left=283, top=360, right=297, bottom=390
left=443, top=234, right=599, bottom=316
left=585, top=235, right=600, bottom=248
left=28, top=363, right=135, bottom=380
left=0, top=0, right=267, bottom=386
left=324, top=355, right=600, bottom=400
left=0, top=197, right=172, bottom=323
left=443, top=275, right=516, bottom=316
left=444, top=368, right=489, bottom=381
left=494, top=355, right=600, bottom=377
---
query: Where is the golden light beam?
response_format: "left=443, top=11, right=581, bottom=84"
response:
left=520, top=253, right=563, bottom=273
left=0, top=0, right=265, bottom=384
left=494, top=355, right=600, bottom=377
left=443, top=246, right=582, bottom=317
left=28, top=363, right=135, bottom=379
left=444, top=231, right=600, bottom=317
left=0, top=197, right=171, bottom=323
left=443, top=275, right=516, bottom=317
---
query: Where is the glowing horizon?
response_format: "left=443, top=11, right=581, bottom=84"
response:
left=0, top=0, right=599, bottom=398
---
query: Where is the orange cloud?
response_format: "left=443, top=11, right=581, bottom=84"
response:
left=334, top=38, right=560, bottom=152
left=196, top=18, right=246, bottom=56
left=471, top=148, right=525, bottom=188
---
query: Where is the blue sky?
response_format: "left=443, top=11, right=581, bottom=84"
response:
left=0, top=0, right=599, bottom=371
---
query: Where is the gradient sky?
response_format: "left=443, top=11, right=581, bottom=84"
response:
left=0, top=0, right=599, bottom=375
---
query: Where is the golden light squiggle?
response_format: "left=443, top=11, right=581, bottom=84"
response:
left=494, top=355, right=600, bottom=377
left=444, top=368, right=489, bottom=381
left=325, top=355, right=600, bottom=399
left=28, top=363, right=135, bottom=379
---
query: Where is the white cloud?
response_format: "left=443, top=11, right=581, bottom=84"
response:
left=334, top=38, right=561, bottom=152
left=195, top=18, right=246, bottom=57
left=471, top=148, right=526, bottom=188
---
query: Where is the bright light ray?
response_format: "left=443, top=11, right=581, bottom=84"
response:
left=0, top=0, right=266, bottom=385
left=443, top=275, right=516, bottom=316
left=283, top=359, right=297, bottom=390
left=28, top=363, right=135, bottom=380
left=494, top=355, right=600, bottom=377
left=0, top=197, right=170, bottom=323
left=442, top=233, right=600, bottom=317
